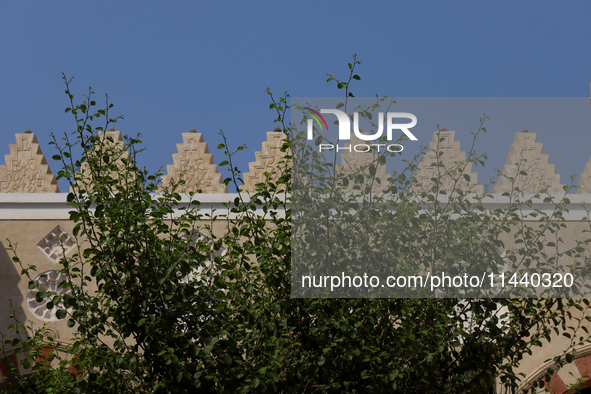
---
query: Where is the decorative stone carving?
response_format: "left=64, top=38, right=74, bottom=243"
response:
left=71, top=129, right=131, bottom=192
left=492, top=129, right=564, bottom=194
left=414, top=129, right=483, bottom=194
left=0, top=132, right=60, bottom=193
left=26, top=270, right=71, bottom=322
left=577, top=157, right=591, bottom=194
left=42, top=328, right=60, bottom=341
left=161, top=131, right=227, bottom=193
left=336, top=133, right=388, bottom=193
left=242, top=131, right=288, bottom=192
left=36, top=225, right=76, bottom=264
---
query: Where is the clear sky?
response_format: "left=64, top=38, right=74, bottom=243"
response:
left=1, top=1, right=590, bottom=192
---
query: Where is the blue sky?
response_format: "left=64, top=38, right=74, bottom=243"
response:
left=1, top=1, right=590, bottom=192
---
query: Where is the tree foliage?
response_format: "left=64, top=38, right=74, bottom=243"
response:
left=2, top=61, right=591, bottom=393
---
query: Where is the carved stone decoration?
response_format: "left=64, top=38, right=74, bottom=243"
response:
left=71, top=130, right=132, bottom=192
left=36, top=225, right=76, bottom=264
left=102, top=129, right=130, bottom=154
left=241, top=131, right=288, bottom=193
left=336, top=133, right=388, bottom=193
left=26, top=270, right=72, bottom=322
left=0, top=132, right=60, bottom=193
left=42, top=328, right=60, bottom=341
left=161, top=131, right=227, bottom=193
left=492, top=130, right=564, bottom=194
left=577, top=157, right=591, bottom=194
left=414, top=130, right=483, bottom=194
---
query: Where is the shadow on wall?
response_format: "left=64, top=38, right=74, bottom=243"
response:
left=0, top=241, right=25, bottom=342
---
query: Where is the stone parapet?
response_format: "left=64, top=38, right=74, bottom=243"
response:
left=0, top=131, right=59, bottom=193
left=161, top=129, right=227, bottom=194
left=414, top=128, right=483, bottom=194
left=492, top=129, right=564, bottom=194
left=241, top=129, right=288, bottom=193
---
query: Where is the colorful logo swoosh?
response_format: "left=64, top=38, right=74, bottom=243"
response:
left=303, top=107, right=328, bottom=131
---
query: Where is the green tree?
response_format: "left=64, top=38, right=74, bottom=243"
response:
left=2, top=60, right=591, bottom=393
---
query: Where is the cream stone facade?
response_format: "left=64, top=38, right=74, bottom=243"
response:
left=242, top=126, right=288, bottom=192
left=1, top=127, right=591, bottom=392
left=160, top=129, right=227, bottom=194
left=414, top=127, right=484, bottom=194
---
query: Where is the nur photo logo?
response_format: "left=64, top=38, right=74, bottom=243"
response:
left=303, top=106, right=418, bottom=153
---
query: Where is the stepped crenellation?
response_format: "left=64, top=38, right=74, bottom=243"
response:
left=0, top=131, right=60, bottom=193
left=241, top=130, right=287, bottom=192
left=492, top=129, right=564, bottom=194
left=160, top=130, right=227, bottom=193
left=336, top=132, right=389, bottom=193
left=69, top=129, right=131, bottom=193
left=414, top=129, right=484, bottom=194
left=0, top=128, right=589, bottom=194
